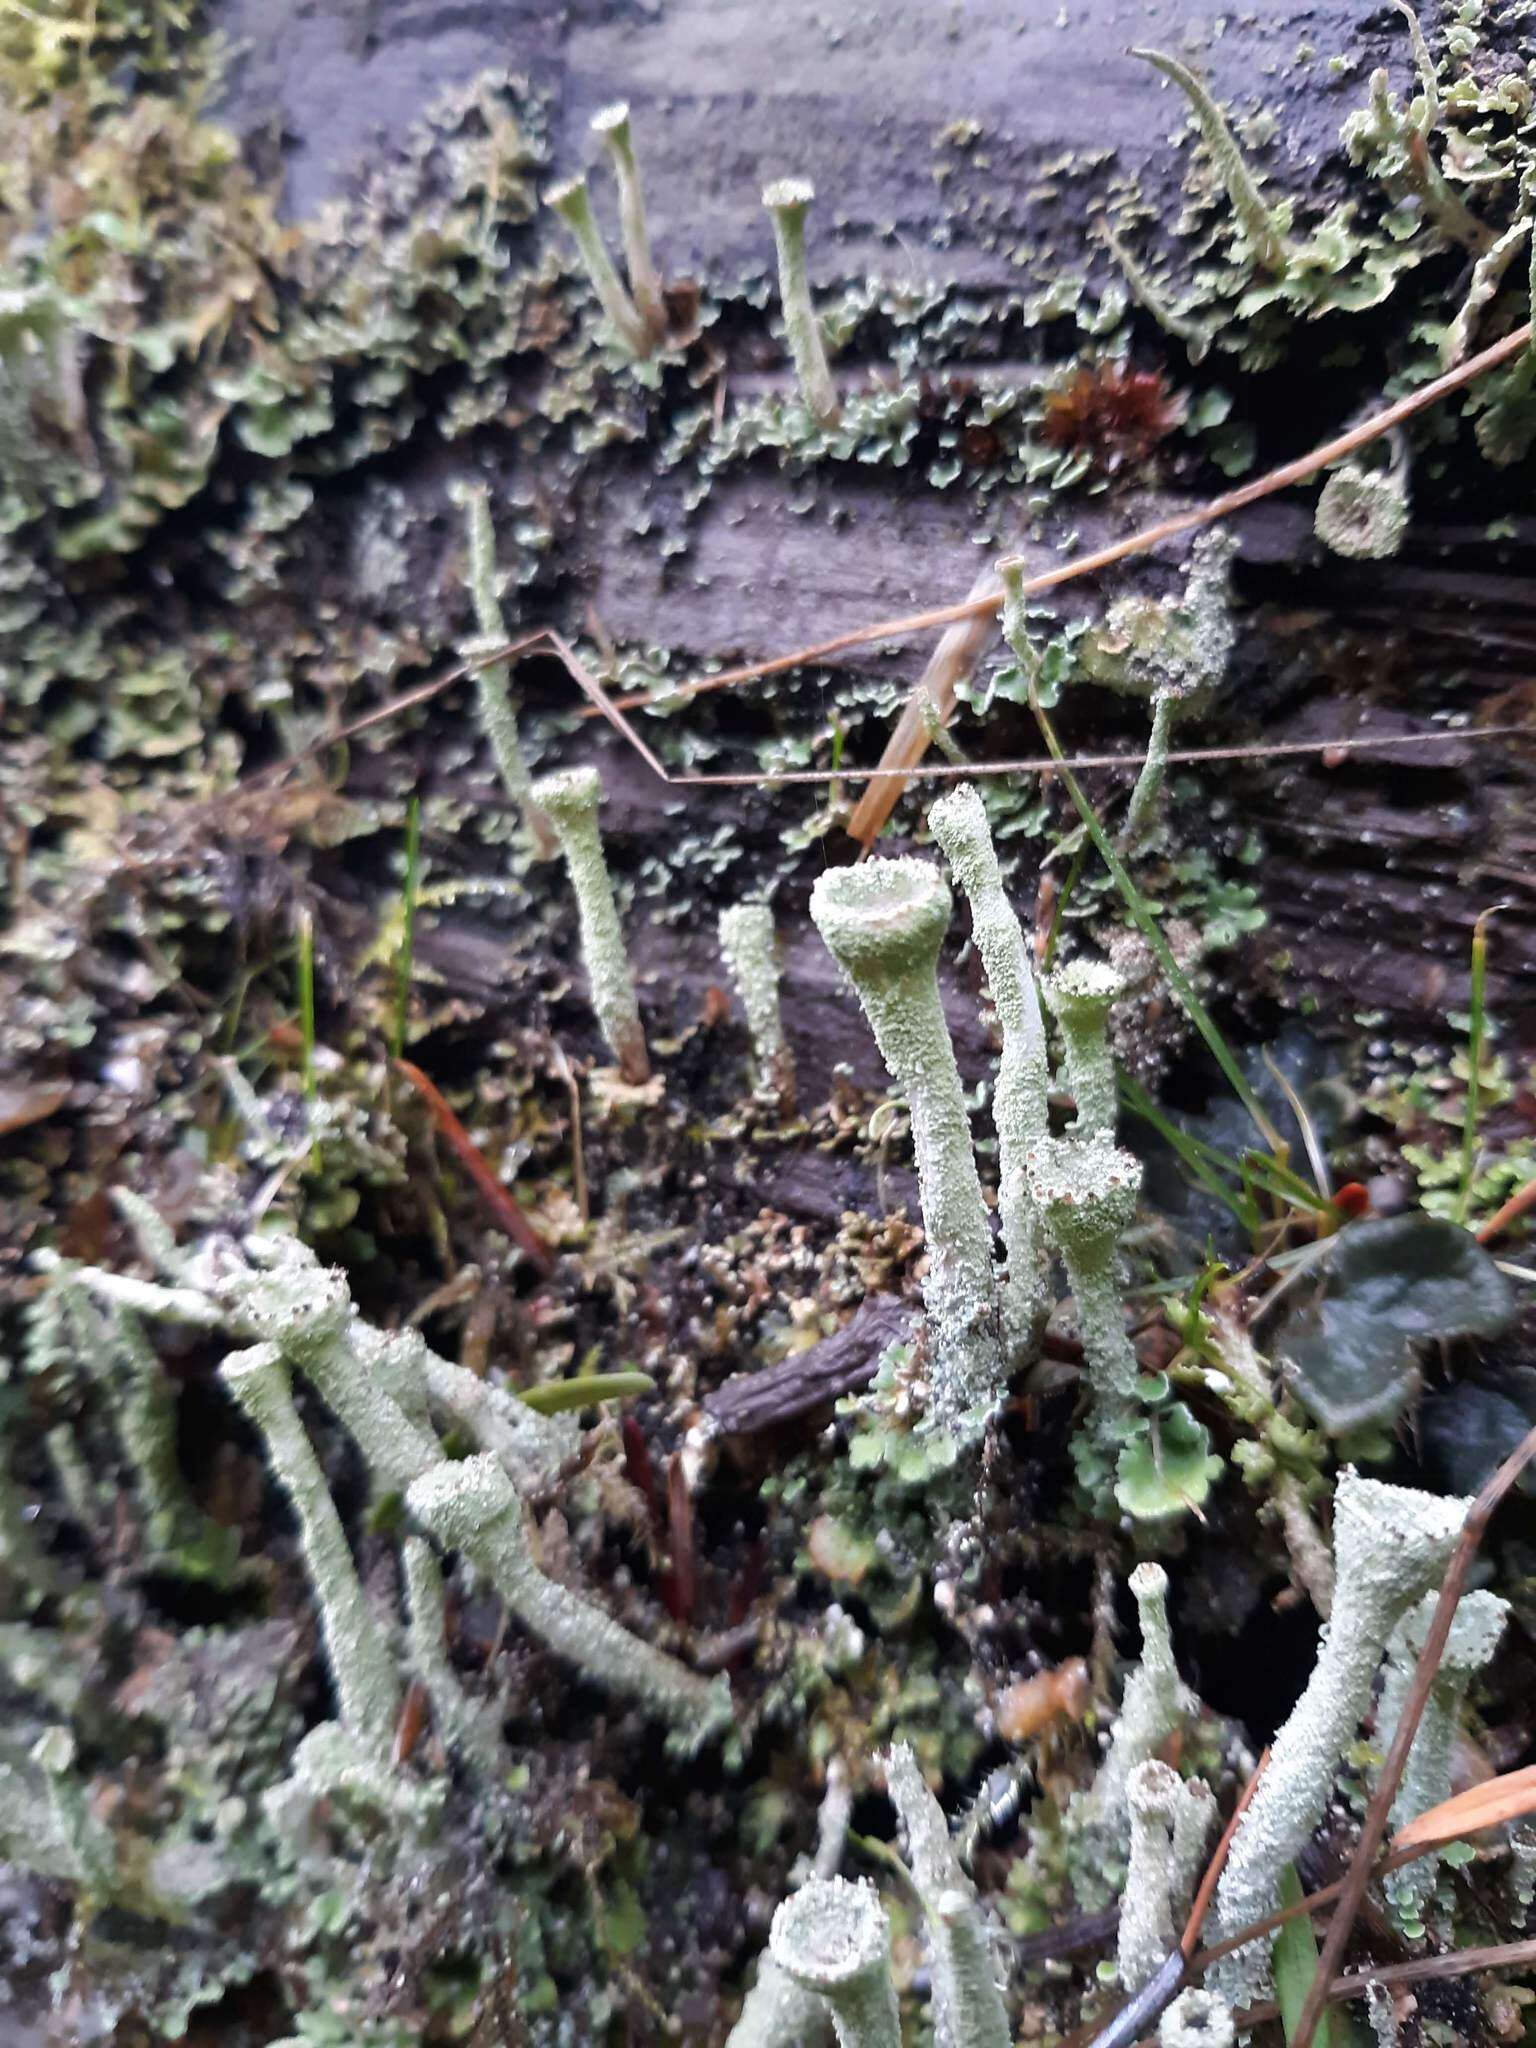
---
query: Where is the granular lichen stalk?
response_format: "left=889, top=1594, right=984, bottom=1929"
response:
left=1213, top=1472, right=1472, bottom=2003
left=546, top=172, right=653, bottom=358
left=1025, top=1131, right=1143, bottom=1449
left=405, top=1453, right=731, bottom=1751
left=762, top=178, right=840, bottom=426
left=769, top=1876, right=900, bottom=2048
left=886, top=1742, right=1010, bottom=2048
left=222, top=1343, right=402, bottom=1755
left=1042, top=958, right=1126, bottom=1143
left=534, top=764, right=650, bottom=1083
left=810, top=858, right=1002, bottom=1433
left=452, top=478, right=555, bottom=856
left=590, top=101, right=667, bottom=346
left=928, top=782, right=1048, bottom=1364
left=719, top=901, right=794, bottom=1107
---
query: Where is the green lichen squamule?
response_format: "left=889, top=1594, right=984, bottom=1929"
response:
left=546, top=172, right=654, bottom=357
left=762, top=179, right=840, bottom=426
left=1025, top=1131, right=1142, bottom=1450
left=222, top=1343, right=402, bottom=1756
left=1213, top=1472, right=1471, bottom=2004
left=809, top=858, right=1003, bottom=1434
left=928, top=783, right=1049, bottom=1366
left=719, top=901, right=794, bottom=1107
left=1133, top=47, right=1292, bottom=276
left=769, top=1876, right=900, bottom=2048
left=886, top=1741, right=1010, bottom=2048
left=534, top=764, right=651, bottom=1083
left=590, top=102, right=667, bottom=346
left=405, top=1452, right=731, bottom=1752
left=453, top=479, right=555, bottom=856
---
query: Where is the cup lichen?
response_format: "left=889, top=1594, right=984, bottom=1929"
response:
left=928, top=783, right=1049, bottom=1366
left=718, top=901, right=794, bottom=1108
left=1024, top=1131, right=1143, bottom=1451
left=810, top=858, right=1003, bottom=1433
left=768, top=1876, right=900, bottom=2048
left=762, top=178, right=840, bottom=426
left=546, top=172, right=654, bottom=358
left=533, top=764, right=651, bottom=1084
left=590, top=101, right=668, bottom=346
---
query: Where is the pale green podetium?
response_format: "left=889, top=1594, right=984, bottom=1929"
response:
left=1084, top=1562, right=1198, bottom=1848
left=928, top=783, right=1049, bottom=1365
left=1042, top=958, right=1126, bottom=1143
left=1133, top=47, right=1292, bottom=275
left=719, top=902, right=794, bottom=1108
left=1117, top=1760, right=1214, bottom=1994
left=222, top=1343, right=402, bottom=1757
left=886, top=1742, right=1011, bottom=2048
left=452, top=479, right=555, bottom=857
left=402, top=1535, right=501, bottom=1776
left=1376, top=1588, right=1508, bottom=1921
left=1025, top=1132, right=1142, bottom=1451
left=589, top=101, right=668, bottom=346
left=1213, top=1472, right=1472, bottom=2006
left=769, top=1876, right=900, bottom=2048
left=534, top=765, right=651, bottom=1084
left=406, top=1453, right=732, bottom=1753
left=810, top=859, right=1003, bottom=1433
left=762, top=178, right=840, bottom=426
left=1315, top=443, right=1411, bottom=560
left=546, top=173, right=653, bottom=357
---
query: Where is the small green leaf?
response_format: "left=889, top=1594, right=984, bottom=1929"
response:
left=1273, top=1864, right=1330, bottom=2048
left=518, top=1371, right=655, bottom=1414
left=1114, top=1402, right=1223, bottom=1520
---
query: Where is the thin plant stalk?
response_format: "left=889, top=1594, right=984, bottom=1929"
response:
left=1027, top=686, right=1284, bottom=1154
left=296, top=907, right=317, bottom=1103
left=392, top=795, right=422, bottom=1063
left=1454, top=906, right=1500, bottom=1224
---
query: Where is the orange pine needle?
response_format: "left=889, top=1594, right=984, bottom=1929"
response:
left=392, top=1057, right=553, bottom=1275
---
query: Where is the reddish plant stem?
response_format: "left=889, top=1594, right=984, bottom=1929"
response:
left=392, top=1057, right=553, bottom=1275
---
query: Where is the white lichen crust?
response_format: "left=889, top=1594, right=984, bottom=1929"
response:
left=886, top=1742, right=1011, bottom=2048
left=1042, top=958, right=1126, bottom=1142
left=1213, top=1473, right=1472, bottom=2004
left=719, top=902, right=794, bottom=1106
left=545, top=172, right=653, bottom=357
left=406, top=1453, right=731, bottom=1752
left=590, top=101, right=668, bottom=344
left=928, top=783, right=1049, bottom=1365
left=534, top=765, right=651, bottom=1083
left=762, top=178, right=840, bottom=426
left=769, top=1876, right=900, bottom=2048
left=222, top=1344, right=402, bottom=1754
left=1377, top=1588, right=1508, bottom=1918
left=1025, top=1132, right=1143, bottom=1447
left=810, top=859, right=1003, bottom=1432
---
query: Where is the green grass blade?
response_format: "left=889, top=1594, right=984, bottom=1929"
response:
left=1120, top=1075, right=1260, bottom=1234
left=1029, top=688, right=1285, bottom=1154
left=519, top=1371, right=655, bottom=1415
left=1455, top=906, right=1499, bottom=1225
left=392, top=794, right=423, bottom=1063
left=296, top=906, right=317, bottom=1101
left=1274, top=1864, right=1330, bottom=2048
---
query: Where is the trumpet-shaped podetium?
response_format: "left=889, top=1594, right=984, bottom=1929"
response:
left=1041, top=958, right=1126, bottom=1143
left=546, top=172, right=653, bottom=357
left=590, top=102, right=667, bottom=345
left=534, top=765, right=650, bottom=1084
left=810, top=859, right=1003, bottom=1434
left=762, top=178, right=840, bottom=426
left=1025, top=1132, right=1142, bottom=1450
left=928, top=783, right=1049, bottom=1365
left=1213, top=1471, right=1472, bottom=2004
left=769, top=1877, right=900, bottom=2048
